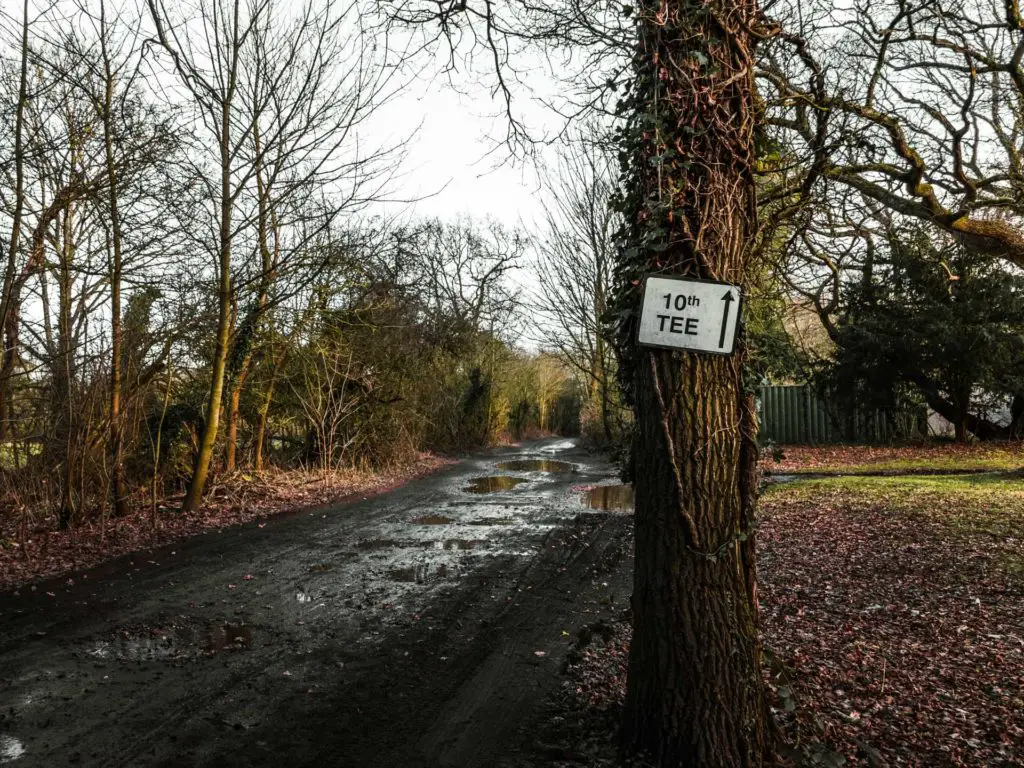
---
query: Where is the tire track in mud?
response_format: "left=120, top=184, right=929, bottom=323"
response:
left=0, top=438, right=635, bottom=768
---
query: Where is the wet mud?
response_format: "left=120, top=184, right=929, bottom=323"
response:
left=494, top=459, right=577, bottom=473
left=0, top=438, right=632, bottom=768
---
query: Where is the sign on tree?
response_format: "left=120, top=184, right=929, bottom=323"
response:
left=637, top=276, right=741, bottom=355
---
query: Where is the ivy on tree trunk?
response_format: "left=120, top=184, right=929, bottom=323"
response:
left=611, top=0, right=772, bottom=763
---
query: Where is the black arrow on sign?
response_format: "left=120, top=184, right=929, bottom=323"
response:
left=718, top=291, right=735, bottom=348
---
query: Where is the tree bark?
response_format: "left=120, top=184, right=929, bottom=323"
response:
left=182, top=93, right=235, bottom=513
left=0, top=0, right=30, bottom=443
left=616, top=0, right=769, bottom=763
left=100, top=0, right=129, bottom=518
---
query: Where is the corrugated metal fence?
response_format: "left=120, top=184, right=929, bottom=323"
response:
left=757, top=385, right=926, bottom=444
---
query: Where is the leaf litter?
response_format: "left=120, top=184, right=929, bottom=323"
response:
left=545, top=459, right=1024, bottom=766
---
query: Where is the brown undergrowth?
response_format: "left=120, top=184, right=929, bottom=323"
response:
left=0, top=454, right=453, bottom=592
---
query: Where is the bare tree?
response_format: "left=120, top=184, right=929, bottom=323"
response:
left=0, top=0, right=31, bottom=443
left=147, top=0, right=405, bottom=510
left=759, top=0, right=1024, bottom=270
left=532, top=125, right=621, bottom=441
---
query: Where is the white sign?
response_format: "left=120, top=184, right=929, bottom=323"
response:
left=638, top=276, right=741, bottom=355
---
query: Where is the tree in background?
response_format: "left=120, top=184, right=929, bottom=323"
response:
left=146, top=0, right=404, bottom=511
left=0, top=1, right=575, bottom=541
left=532, top=126, right=629, bottom=446
left=824, top=228, right=1024, bottom=442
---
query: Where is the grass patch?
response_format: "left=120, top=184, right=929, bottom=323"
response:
left=766, top=443, right=1024, bottom=475
left=764, top=472, right=1024, bottom=538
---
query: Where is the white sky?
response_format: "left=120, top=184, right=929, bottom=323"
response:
left=367, top=82, right=549, bottom=228
left=359, top=30, right=572, bottom=232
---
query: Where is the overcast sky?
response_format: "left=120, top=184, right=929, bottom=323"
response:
left=368, top=85, right=547, bottom=228
left=361, top=39, right=569, bottom=231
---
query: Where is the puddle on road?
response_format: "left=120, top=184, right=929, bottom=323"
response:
left=207, top=623, right=253, bottom=652
left=465, top=476, right=528, bottom=494
left=495, top=459, right=576, bottom=473
left=412, top=514, right=454, bottom=525
left=439, top=539, right=486, bottom=550
left=388, top=563, right=449, bottom=583
left=87, top=620, right=253, bottom=662
left=583, top=484, right=634, bottom=511
left=0, top=735, right=25, bottom=763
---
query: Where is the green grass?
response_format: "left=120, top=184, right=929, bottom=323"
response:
left=805, top=455, right=1022, bottom=474
left=766, top=470, right=1024, bottom=494
left=768, top=443, right=1024, bottom=476
left=764, top=471, right=1024, bottom=540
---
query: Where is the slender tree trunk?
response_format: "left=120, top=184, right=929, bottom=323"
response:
left=225, top=367, right=251, bottom=472
left=225, top=117, right=276, bottom=473
left=152, top=360, right=173, bottom=527
left=0, top=0, right=30, bottom=443
left=101, top=4, right=129, bottom=518
left=616, top=0, right=769, bottom=763
left=253, top=384, right=273, bottom=471
left=56, top=205, right=76, bottom=530
left=182, top=97, right=234, bottom=512
left=254, top=344, right=288, bottom=472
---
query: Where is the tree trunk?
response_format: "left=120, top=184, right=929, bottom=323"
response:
left=0, top=0, right=30, bottom=443
left=101, top=7, right=129, bottom=518
left=616, top=0, right=769, bottom=763
left=1009, top=394, right=1024, bottom=440
left=182, top=95, right=234, bottom=513
left=225, top=117, right=276, bottom=474
left=225, top=367, right=251, bottom=472
left=954, top=391, right=970, bottom=443
left=55, top=205, right=76, bottom=530
left=626, top=358, right=764, bottom=764
left=254, top=345, right=288, bottom=472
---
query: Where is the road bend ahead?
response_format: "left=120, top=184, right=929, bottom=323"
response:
left=0, top=438, right=634, bottom=768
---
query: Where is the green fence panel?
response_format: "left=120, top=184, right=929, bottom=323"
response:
left=757, top=385, right=924, bottom=444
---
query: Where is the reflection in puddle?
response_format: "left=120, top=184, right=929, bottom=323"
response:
left=86, top=621, right=253, bottom=662
left=296, top=591, right=312, bottom=603
left=465, top=476, right=528, bottom=494
left=495, top=459, right=576, bottom=473
left=388, top=563, right=449, bottom=583
left=440, top=539, right=486, bottom=550
left=412, top=514, right=454, bottom=525
left=0, top=735, right=25, bottom=763
left=207, top=623, right=253, bottom=652
left=583, top=484, right=634, bottom=511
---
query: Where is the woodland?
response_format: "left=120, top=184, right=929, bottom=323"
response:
left=2, top=0, right=1024, bottom=766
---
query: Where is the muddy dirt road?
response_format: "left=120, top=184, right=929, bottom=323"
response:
left=0, top=439, right=634, bottom=767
